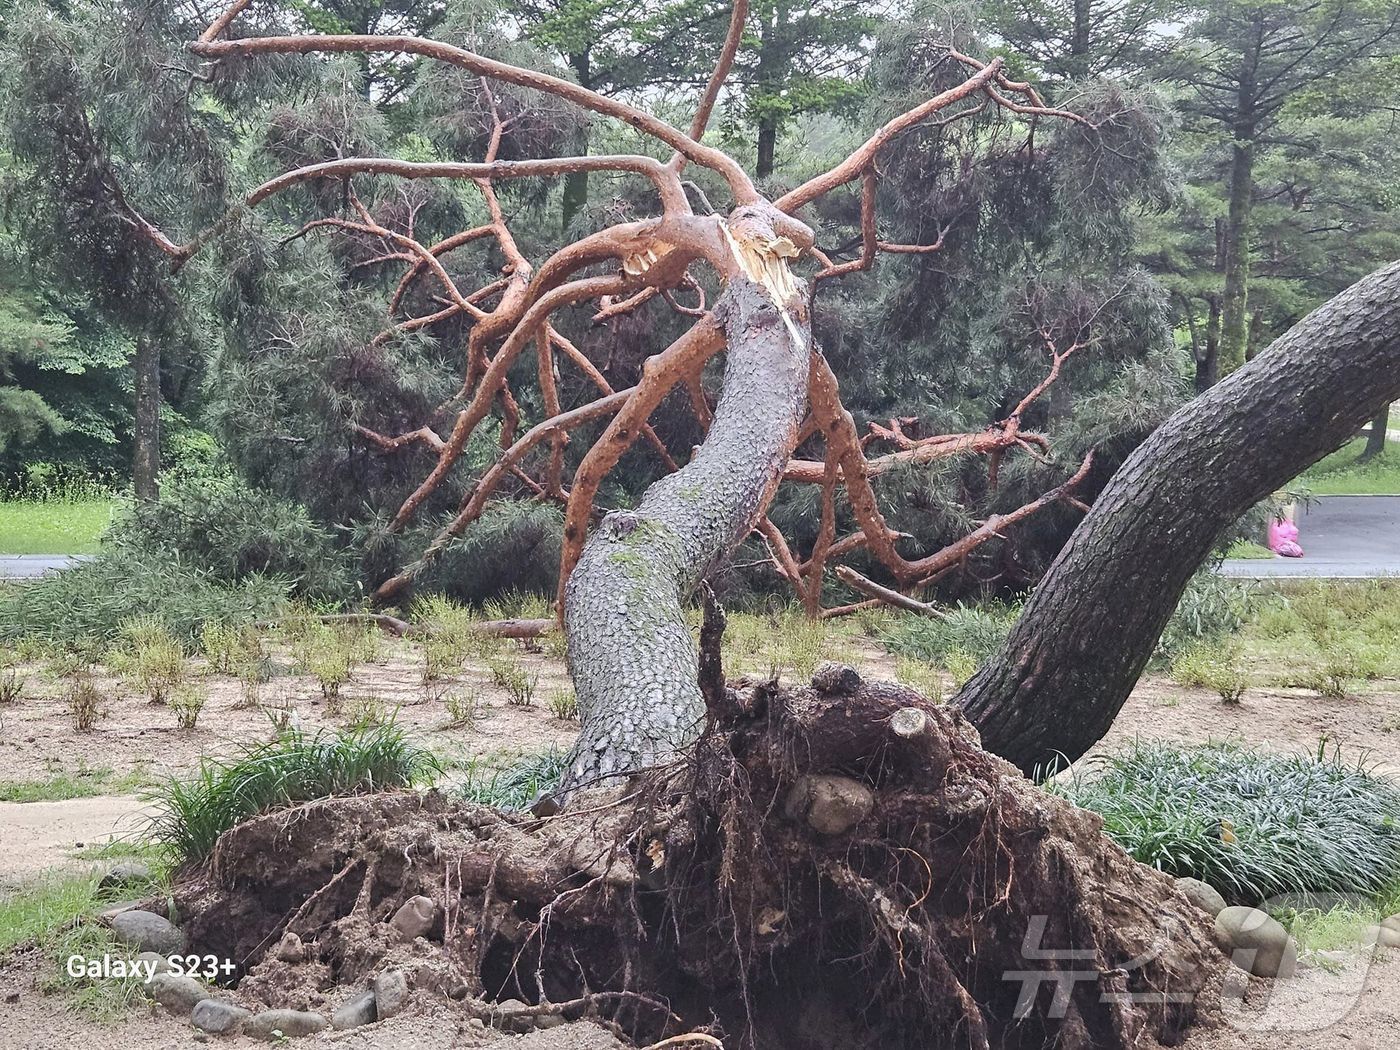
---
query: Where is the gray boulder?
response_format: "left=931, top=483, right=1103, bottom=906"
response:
left=110, top=909, right=183, bottom=955
left=331, top=989, right=378, bottom=1030
left=372, top=969, right=409, bottom=1019
left=191, top=999, right=252, bottom=1035
left=146, top=973, right=210, bottom=1015
left=1382, top=913, right=1400, bottom=934
left=1176, top=877, right=1227, bottom=917
left=245, top=1009, right=328, bottom=1040
left=132, top=951, right=171, bottom=979
left=1215, top=906, right=1298, bottom=978
left=1362, top=924, right=1400, bottom=948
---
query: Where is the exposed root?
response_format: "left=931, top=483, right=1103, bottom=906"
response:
left=174, top=670, right=1224, bottom=1049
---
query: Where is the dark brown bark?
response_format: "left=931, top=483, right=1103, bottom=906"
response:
left=132, top=336, right=161, bottom=502
left=1218, top=22, right=1260, bottom=374
left=957, top=261, right=1400, bottom=776
left=1362, top=402, right=1391, bottom=461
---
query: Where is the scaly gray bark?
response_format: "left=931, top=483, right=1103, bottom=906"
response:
left=958, top=261, right=1400, bottom=775
left=560, top=277, right=809, bottom=794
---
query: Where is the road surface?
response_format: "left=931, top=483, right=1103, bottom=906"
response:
left=0, top=554, right=87, bottom=579
left=1220, top=495, right=1400, bottom=578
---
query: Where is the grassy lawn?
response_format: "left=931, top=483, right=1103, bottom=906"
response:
left=0, top=499, right=115, bottom=554
left=1225, top=539, right=1275, bottom=560
left=1300, top=437, right=1400, bottom=495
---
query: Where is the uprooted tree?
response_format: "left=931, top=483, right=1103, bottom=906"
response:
left=117, top=2, right=1400, bottom=1047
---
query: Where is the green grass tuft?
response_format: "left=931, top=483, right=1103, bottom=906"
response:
left=147, top=721, right=441, bottom=863
left=457, top=748, right=568, bottom=811
left=1057, top=741, right=1400, bottom=903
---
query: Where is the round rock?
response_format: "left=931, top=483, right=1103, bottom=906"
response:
left=99, top=861, right=151, bottom=889
left=372, top=969, right=409, bottom=1019
left=331, top=989, right=378, bottom=1030
left=132, top=950, right=172, bottom=979
left=110, top=909, right=183, bottom=955
left=191, top=998, right=252, bottom=1035
left=1362, top=924, right=1400, bottom=948
left=245, top=1009, right=328, bottom=1040
left=784, top=774, right=875, bottom=836
left=146, top=973, right=210, bottom=1016
left=1215, top=906, right=1298, bottom=978
left=389, top=895, right=438, bottom=942
left=1176, top=877, right=1227, bottom=917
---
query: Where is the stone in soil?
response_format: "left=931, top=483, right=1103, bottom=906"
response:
left=109, top=909, right=184, bottom=955
left=331, top=989, right=378, bottom=1030
left=99, top=861, right=152, bottom=889
left=389, top=895, right=438, bottom=941
left=1175, top=877, right=1227, bottom=917
left=1362, top=924, right=1400, bottom=948
left=1215, top=906, right=1298, bottom=978
left=245, top=1009, right=329, bottom=1040
left=372, top=969, right=409, bottom=1019
left=132, top=950, right=172, bottom=978
left=191, top=998, right=252, bottom=1035
left=145, top=973, right=210, bottom=1015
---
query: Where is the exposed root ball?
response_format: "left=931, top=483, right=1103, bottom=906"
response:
left=174, top=671, right=1225, bottom=1049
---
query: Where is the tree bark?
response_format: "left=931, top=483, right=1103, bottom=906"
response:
left=957, top=261, right=1400, bottom=775
left=1218, top=24, right=1260, bottom=374
left=560, top=52, right=591, bottom=229
left=132, top=335, right=161, bottom=502
left=1362, top=403, right=1390, bottom=461
left=560, top=277, right=808, bottom=794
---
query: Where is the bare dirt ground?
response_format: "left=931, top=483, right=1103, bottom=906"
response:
left=2, top=637, right=1398, bottom=1049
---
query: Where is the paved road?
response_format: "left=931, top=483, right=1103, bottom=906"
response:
left=1220, top=495, right=1400, bottom=578
left=0, top=554, right=87, bottom=579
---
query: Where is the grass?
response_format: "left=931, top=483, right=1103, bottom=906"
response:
left=1299, top=437, right=1400, bottom=495
left=0, top=498, right=115, bottom=555
left=0, top=852, right=170, bottom=1018
left=457, top=747, right=569, bottom=811
left=722, top=608, right=858, bottom=680
left=147, top=721, right=441, bottom=862
left=0, top=764, right=149, bottom=803
left=1242, top=580, right=1400, bottom=694
left=1058, top=741, right=1400, bottom=903
left=1225, top=539, right=1275, bottom=560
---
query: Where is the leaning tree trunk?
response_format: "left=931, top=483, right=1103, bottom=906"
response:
left=958, top=260, right=1400, bottom=775
left=561, top=277, right=808, bottom=794
left=1361, top=402, right=1390, bottom=461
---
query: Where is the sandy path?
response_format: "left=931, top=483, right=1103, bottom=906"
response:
left=0, top=795, right=152, bottom=889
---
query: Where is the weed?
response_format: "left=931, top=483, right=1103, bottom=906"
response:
left=487, top=654, right=537, bottom=706
left=894, top=655, right=944, bottom=701
left=117, top=617, right=187, bottom=704
left=547, top=687, right=579, bottom=721
left=443, top=688, right=484, bottom=729
left=345, top=696, right=392, bottom=729
left=457, top=748, right=568, bottom=810
left=1171, top=643, right=1249, bottom=705
left=944, top=650, right=978, bottom=688
left=170, top=683, right=207, bottom=730
left=67, top=672, right=101, bottom=731
left=0, top=666, right=21, bottom=705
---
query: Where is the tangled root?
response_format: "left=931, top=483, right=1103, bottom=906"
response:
left=174, top=667, right=1224, bottom=1049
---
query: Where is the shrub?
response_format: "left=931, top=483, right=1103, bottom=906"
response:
left=66, top=673, right=101, bottom=731
left=458, top=748, right=568, bottom=811
left=1155, top=571, right=1261, bottom=662
left=116, top=618, right=187, bottom=704
left=547, top=687, right=579, bottom=721
left=1057, top=741, right=1400, bottom=902
left=105, top=471, right=351, bottom=599
left=291, top=621, right=374, bottom=713
left=0, top=545, right=290, bottom=649
left=170, top=684, right=207, bottom=730
left=881, top=604, right=1019, bottom=671
left=443, top=688, right=483, bottom=729
left=147, top=722, right=440, bottom=862
left=0, top=667, right=21, bottom=706
left=1171, top=642, right=1249, bottom=705
left=487, top=653, right=537, bottom=706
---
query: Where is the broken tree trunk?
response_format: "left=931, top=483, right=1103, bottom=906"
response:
left=560, top=277, right=809, bottom=794
left=958, top=260, right=1400, bottom=775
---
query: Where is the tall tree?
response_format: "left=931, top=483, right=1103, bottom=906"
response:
left=1173, top=0, right=1400, bottom=380
left=984, top=0, right=1178, bottom=83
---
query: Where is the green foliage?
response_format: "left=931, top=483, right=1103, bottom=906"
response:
left=1170, top=642, right=1248, bottom=705
left=1255, top=581, right=1400, bottom=697
left=106, top=471, right=351, bottom=599
left=0, top=544, right=290, bottom=649
left=65, top=671, right=101, bottom=731
left=114, top=617, right=186, bottom=704
left=169, top=682, right=207, bottom=729
left=881, top=604, right=1020, bottom=671
left=1058, top=742, right=1400, bottom=902
left=547, top=686, right=578, bottom=721
left=486, top=652, right=537, bottom=706
left=1155, top=572, right=1260, bottom=662
left=290, top=620, right=378, bottom=712
left=442, top=687, right=484, bottom=728
left=148, top=721, right=441, bottom=862
left=0, top=763, right=147, bottom=803
left=893, top=655, right=944, bottom=701
left=457, top=747, right=568, bottom=811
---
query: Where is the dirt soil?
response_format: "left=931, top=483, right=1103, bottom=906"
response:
left=2, top=638, right=1398, bottom=1050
